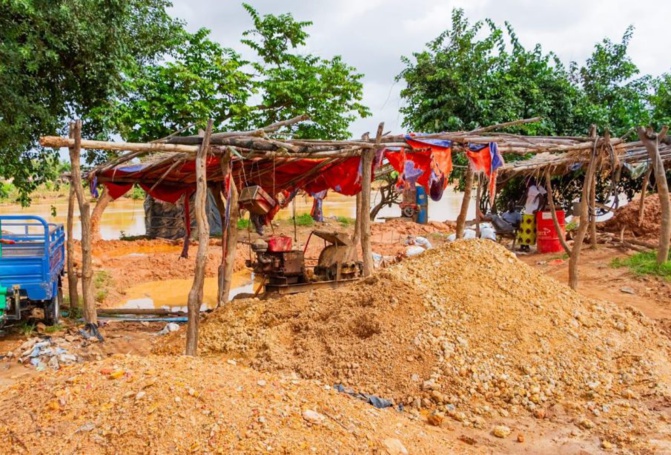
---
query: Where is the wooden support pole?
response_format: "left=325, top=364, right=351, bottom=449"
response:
left=68, top=121, right=96, bottom=325
left=352, top=192, right=363, bottom=264
left=222, top=175, right=239, bottom=303
left=361, top=124, right=383, bottom=277
left=589, top=168, right=598, bottom=249
left=66, top=153, right=79, bottom=313
left=213, top=183, right=227, bottom=308
left=544, top=171, right=571, bottom=256
left=456, top=165, right=474, bottom=238
left=638, top=166, right=652, bottom=226
left=569, top=139, right=598, bottom=290
left=475, top=174, right=482, bottom=239
left=637, top=126, right=671, bottom=265
left=185, top=119, right=213, bottom=356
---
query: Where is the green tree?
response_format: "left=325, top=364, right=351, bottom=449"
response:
left=107, top=4, right=370, bottom=144
left=104, top=28, right=253, bottom=143
left=397, top=9, right=587, bottom=136
left=0, top=0, right=183, bottom=203
left=238, top=4, right=370, bottom=139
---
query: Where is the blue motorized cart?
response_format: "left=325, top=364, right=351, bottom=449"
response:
left=0, top=216, right=65, bottom=327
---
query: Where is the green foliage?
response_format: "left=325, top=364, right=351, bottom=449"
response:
left=107, top=5, right=370, bottom=144
left=611, top=252, right=671, bottom=279
left=294, top=213, right=314, bottom=226
left=398, top=9, right=671, bottom=208
left=17, top=322, right=35, bottom=337
left=398, top=10, right=587, bottom=135
left=336, top=216, right=353, bottom=226
left=93, top=270, right=112, bottom=303
left=0, top=0, right=183, bottom=203
left=44, top=323, right=64, bottom=334
left=237, top=218, right=251, bottom=230
left=107, top=28, right=253, bottom=142
left=127, top=185, right=146, bottom=201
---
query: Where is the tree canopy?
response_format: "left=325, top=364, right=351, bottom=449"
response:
left=398, top=9, right=670, bottom=138
left=0, top=0, right=183, bottom=203
left=102, top=4, right=370, bottom=145
left=1, top=2, right=371, bottom=202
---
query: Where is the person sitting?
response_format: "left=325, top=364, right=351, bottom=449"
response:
left=516, top=177, right=547, bottom=252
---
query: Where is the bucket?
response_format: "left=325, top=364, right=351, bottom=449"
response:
left=535, top=210, right=565, bottom=254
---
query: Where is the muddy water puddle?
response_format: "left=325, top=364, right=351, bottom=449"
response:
left=114, top=270, right=257, bottom=312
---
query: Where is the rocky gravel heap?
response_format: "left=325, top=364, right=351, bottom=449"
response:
left=160, top=240, right=671, bottom=449
left=604, top=195, right=669, bottom=238
left=0, top=355, right=472, bottom=454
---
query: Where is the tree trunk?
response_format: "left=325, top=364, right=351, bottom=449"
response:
left=569, top=141, right=598, bottom=290
left=544, top=171, right=571, bottom=256
left=589, top=169, right=597, bottom=248
left=475, top=174, right=482, bottom=239
left=222, top=179, right=239, bottom=302
left=637, top=127, right=670, bottom=265
left=638, top=166, right=652, bottom=226
left=456, top=165, right=474, bottom=239
left=361, top=124, right=383, bottom=277
left=213, top=184, right=227, bottom=308
left=90, top=186, right=112, bottom=243
left=68, top=120, right=96, bottom=325
left=66, top=166, right=79, bottom=312
left=185, top=120, right=213, bottom=356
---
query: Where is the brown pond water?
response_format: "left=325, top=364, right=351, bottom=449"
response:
left=0, top=188, right=472, bottom=240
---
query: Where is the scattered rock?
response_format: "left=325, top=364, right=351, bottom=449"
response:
left=492, top=425, right=512, bottom=438
left=620, top=287, right=636, bottom=295
left=302, top=409, right=325, bottom=425
left=381, top=438, right=408, bottom=455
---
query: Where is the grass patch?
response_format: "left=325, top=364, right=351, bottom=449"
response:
left=93, top=271, right=112, bottom=303
left=18, top=322, right=35, bottom=336
left=237, top=218, right=251, bottom=230
left=44, top=323, right=64, bottom=334
left=611, top=252, right=671, bottom=279
left=336, top=216, right=354, bottom=226
left=294, top=213, right=314, bottom=227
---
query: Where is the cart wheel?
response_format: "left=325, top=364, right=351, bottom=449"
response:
left=402, top=206, right=415, bottom=218
left=45, top=286, right=62, bottom=326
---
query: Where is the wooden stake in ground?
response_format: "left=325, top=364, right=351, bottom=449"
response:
left=185, top=119, right=213, bottom=356
left=637, top=126, right=670, bottom=265
left=638, top=166, right=652, bottom=226
left=456, top=164, right=474, bottom=239
left=68, top=120, right=96, bottom=325
left=221, top=179, right=239, bottom=303
left=475, top=174, right=482, bottom=239
left=568, top=137, right=598, bottom=290
left=544, top=171, right=571, bottom=256
left=589, top=167, right=598, bottom=249
left=66, top=158, right=79, bottom=313
left=361, top=123, right=383, bottom=276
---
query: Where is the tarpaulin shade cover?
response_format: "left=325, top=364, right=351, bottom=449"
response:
left=97, top=155, right=369, bottom=206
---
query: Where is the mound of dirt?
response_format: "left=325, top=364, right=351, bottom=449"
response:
left=604, top=195, right=669, bottom=238
left=0, top=355, right=474, bottom=454
left=159, top=240, right=671, bottom=449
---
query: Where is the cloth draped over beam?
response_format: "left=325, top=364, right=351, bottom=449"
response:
left=97, top=155, right=372, bottom=221
left=465, top=142, right=504, bottom=205
left=384, top=135, right=453, bottom=202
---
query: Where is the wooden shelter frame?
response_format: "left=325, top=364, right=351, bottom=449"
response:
left=43, top=117, right=670, bottom=354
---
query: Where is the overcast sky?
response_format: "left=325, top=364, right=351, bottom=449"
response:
left=169, top=0, right=671, bottom=136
